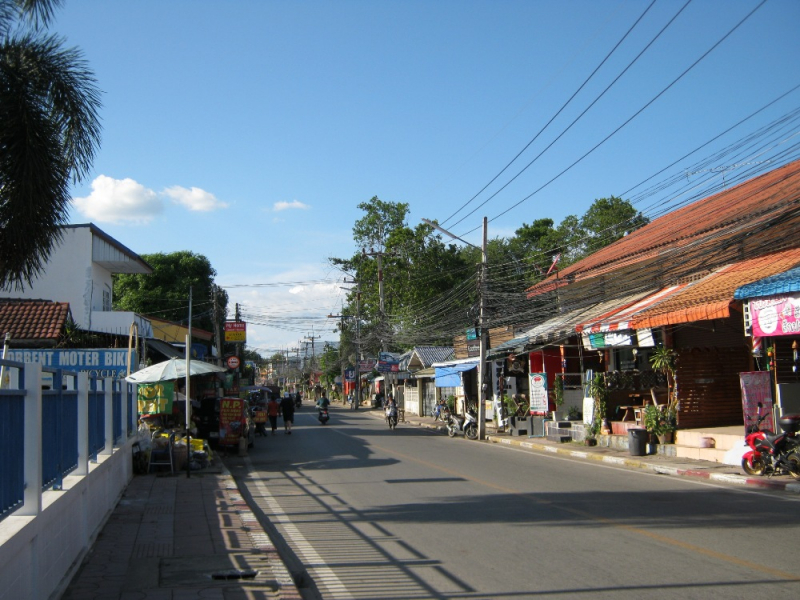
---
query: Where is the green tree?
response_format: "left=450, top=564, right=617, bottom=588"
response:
left=113, top=251, right=228, bottom=334
left=580, top=196, right=648, bottom=256
left=0, top=0, right=102, bottom=289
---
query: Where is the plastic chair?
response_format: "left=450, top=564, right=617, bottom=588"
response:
left=148, top=432, right=175, bottom=474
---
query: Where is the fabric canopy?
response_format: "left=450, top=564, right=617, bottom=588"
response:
left=433, top=359, right=478, bottom=387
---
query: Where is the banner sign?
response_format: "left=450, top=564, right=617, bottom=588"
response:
left=219, top=397, right=246, bottom=445
left=528, top=372, right=549, bottom=415
left=6, top=348, right=135, bottom=379
left=359, top=359, right=376, bottom=372
left=137, top=381, right=174, bottom=415
left=749, top=295, right=800, bottom=337
left=739, top=371, right=774, bottom=436
left=224, top=321, right=247, bottom=342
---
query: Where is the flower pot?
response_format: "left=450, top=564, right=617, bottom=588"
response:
left=584, top=438, right=597, bottom=446
left=657, top=431, right=674, bottom=445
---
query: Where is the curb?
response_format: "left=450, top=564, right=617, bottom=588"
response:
left=221, top=465, right=303, bottom=600
left=368, top=410, right=800, bottom=495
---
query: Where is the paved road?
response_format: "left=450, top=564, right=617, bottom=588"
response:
left=225, top=405, right=800, bottom=600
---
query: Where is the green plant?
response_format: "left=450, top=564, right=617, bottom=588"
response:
left=586, top=373, right=608, bottom=437
left=446, top=395, right=456, bottom=413
left=567, top=406, right=581, bottom=420
left=553, top=375, right=564, bottom=408
left=649, top=346, right=678, bottom=413
left=644, top=404, right=677, bottom=435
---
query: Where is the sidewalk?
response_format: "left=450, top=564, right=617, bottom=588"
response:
left=372, top=407, right=800, bottom=495
left=60, top=463, right=302, bottom=600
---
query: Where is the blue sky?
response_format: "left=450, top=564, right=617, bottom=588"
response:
left=57, top=0, right=800, bottom=356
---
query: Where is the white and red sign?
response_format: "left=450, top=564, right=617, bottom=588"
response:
left=528, top=372, right=549, bottom=415
left=749, top=295, right=800, bottom=337
left=226, top=355, right=241, bottom=369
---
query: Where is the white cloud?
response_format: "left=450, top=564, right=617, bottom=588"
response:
left=274, top=200, right=310, bottom=212
left=72, top=175, right=162, bottom=224
left=163, top=186, right=228, bottom=211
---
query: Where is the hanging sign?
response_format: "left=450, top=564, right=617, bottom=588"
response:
left=749, top=295, right=800, bottom=337
left=528, top=372, right=549, bottom=415
left=224, top=321, right=247, bottom=342
left=137, top=381, right=174, bottom=415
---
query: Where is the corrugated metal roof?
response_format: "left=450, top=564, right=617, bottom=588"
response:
left=412, top=346, right=455, bottom=368
left=734, top=265, right=800, bottom=300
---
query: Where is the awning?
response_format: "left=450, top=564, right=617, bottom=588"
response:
left=145, top=338, right=184, bottom=359
left=486, top=335, right=529, bottom=360
left=631, top=248, right=800, bottom=329
left=433, top=358, right=479, bottom=387
left=576, top=285, right=689, bottom=333
left=523, top=291, right=652, bottom=350
left=734, top=265, right=800, bottom=300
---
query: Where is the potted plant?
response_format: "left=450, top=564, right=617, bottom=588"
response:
left=644, top=403, right=677, bottom=444
left=552, top=375, right=565, bottom=420
left=567, top=406, right=582, bottom=421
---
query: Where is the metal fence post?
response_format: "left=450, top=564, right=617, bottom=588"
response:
left=103, top=377, right=113, bottom=455
left=76, top=372, right=89, bottom=475
left=20, top=362, right=42, bottom=516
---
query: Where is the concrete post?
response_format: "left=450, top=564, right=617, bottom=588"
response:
left=103, top=378, right=113, bottom=455
left=76, top=372, right=89, bottom=475
left=20, top=362, right=42, bottom=516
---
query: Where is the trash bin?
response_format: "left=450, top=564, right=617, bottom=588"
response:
left=628, top=428, right=648, bottom=456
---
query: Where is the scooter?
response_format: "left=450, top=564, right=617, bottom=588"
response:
left=385, top=404, right=398, bottom=429
left=446, top=406, right=478, bottom=440
left=318, top=407, right=330, bottom=425
left=742, top=405, right=800, bottom=479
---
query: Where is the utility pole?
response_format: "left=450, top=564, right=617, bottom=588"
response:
left=421, top=217, right=488, bottom=440
left=363, top=247, right=395, bottom=396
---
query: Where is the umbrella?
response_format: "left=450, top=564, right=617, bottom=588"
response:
left=126, top=357, right=226, bottom=384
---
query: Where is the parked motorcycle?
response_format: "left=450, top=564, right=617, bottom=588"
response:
left=385, top=404, right=398, bottom=429
left=318, top=407, right=330, bottom=425
left=742, top=406, right=800, bottom=479
left=433, top=400, right=449, bottom=422
left=446, top=406, right=478, bottom=440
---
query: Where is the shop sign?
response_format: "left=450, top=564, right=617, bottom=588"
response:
left=219, top=397, right=246, bottom=445
left=739, top=371, right=774, bottom=435
left=466, top=328, right=478, bottom=340
left=359, top=359, right=376, bottom=372
left=749, top=295, right=800, bottom=337
left=377, top=361, right=399, bottom=373
left=224, top=321, right=247, bottom=342
left=6, top=348, right=135, bottom=380
left=344, top=368, right=356, bottom=381
left=137, top=381, right=174, bottom=415
left=467, top=342, right=480, bottom=357
left=528, top=372, right=548, bottom=415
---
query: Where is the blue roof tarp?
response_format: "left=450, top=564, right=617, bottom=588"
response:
left=734, top=266, right=800, bottom=299
left=434, top=361, right=478, bottom=387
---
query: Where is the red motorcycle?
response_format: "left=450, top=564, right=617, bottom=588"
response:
left=741, top=406, right=800, bottom=479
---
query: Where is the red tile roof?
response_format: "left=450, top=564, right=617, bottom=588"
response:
left=0, top=299, right=71, bottom=344
left=527, top=160, right=800, bottom=297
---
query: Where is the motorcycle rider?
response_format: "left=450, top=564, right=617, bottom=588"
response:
left=316, top=390, right=330, bottom=423
left=385, top=394, right=398, bottom=429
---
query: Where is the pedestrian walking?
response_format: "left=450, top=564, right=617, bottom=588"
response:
left=267, top=394, right=280, bottom=435
left=280, top=392, right=295, bottom=434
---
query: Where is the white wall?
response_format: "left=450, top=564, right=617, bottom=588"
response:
left=0, top=439, right=133, bottom=600
left=0, top=228, right=94, bottom=327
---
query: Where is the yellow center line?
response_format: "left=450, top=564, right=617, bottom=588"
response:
left=372, top=441, right=799, bottom=581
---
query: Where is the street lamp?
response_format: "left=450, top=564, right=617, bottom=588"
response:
left=421, top=217, right=488, bottom=440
